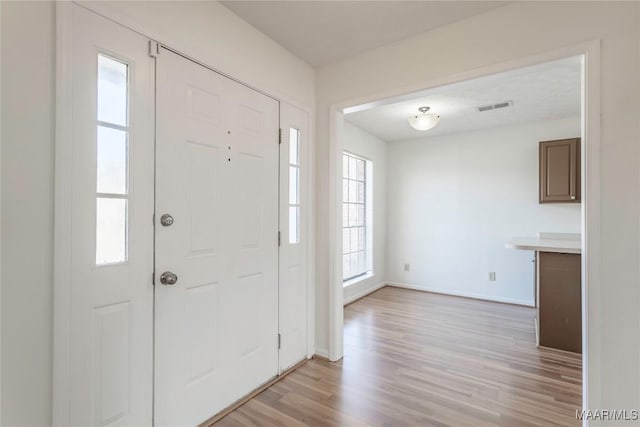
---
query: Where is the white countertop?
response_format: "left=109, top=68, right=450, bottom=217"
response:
left=505, top=233, right=581, bottom=254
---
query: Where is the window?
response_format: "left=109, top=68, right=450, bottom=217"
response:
left=342, top=152, right=370, bottom=282
left=288, top=128, right=301, bottom=244
left=95, top=54, right=129, bottom=265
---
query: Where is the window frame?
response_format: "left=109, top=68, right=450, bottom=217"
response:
left=288, top=127, right=301, bottom=244
left=95, top=52, right=131, bottom=266
left=342, top=151, right=370, bottom=282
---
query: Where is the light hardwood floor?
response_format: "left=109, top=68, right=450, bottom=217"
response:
left=213, top=286, right=582, bottom=426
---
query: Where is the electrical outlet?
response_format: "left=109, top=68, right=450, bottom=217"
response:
left=404, top=263, right=410, bottom=272
left=489, top=272, right=496, bottom=281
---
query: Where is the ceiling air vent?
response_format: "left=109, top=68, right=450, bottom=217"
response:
left=476, top=100, right=513, bottom=112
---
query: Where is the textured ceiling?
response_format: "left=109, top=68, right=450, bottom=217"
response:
left=220, top=1, right=508, bottom=67
left=345, top=56, right=582, bottom=142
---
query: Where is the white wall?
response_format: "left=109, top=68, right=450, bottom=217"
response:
left=315, top=1, right=639, bottom=412
left=81, top=1, right=315, bottom=110
left=1, top=2, right=55, bottom=426
left=386, top=117, right=581, bottom=306
left=0, top=0, right=4, bottom=421
left=342, top=122, right=387, bottom=304
left=0, top=2, right=315, bottom=425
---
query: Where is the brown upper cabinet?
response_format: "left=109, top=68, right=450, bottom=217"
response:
left=539, top=138, right=581, bottom=203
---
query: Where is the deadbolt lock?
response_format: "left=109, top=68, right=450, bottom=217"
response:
left=160, top=214, right=174, bottom=227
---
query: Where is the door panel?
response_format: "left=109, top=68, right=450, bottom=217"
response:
left=69, top=5, right=154, bottom=426
left=186, top=141, right=221, bottom=251
left=278, top=104, right=310, bottom=372
left=154, top=48, right=279, bottom=426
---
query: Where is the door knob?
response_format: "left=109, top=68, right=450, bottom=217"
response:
left=160, top=214, right=174, bottom=227
left=160, top=271, right=178, bottom=285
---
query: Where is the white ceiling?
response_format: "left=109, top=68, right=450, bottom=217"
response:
left=220, top=1, right=508, bottom=67
left=345, top=56, right=582, bottom=142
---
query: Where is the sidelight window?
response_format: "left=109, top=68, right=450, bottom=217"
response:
left=95, top=54, right=129, bottom=265
left=288, top=128, right=301, bottom=244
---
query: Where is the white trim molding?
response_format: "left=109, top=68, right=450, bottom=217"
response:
left=581, top=41, right=602, bottom=421
left=0, top=0, right=3, bottom=419
left=52, top=2, right=74, bottom=425
left=306, top=112, right=316, bottom=360
left=327, top=107, right=344, bottom=362
left=343, top=281, right=386, bottom=306
left=313, top=348, right=330, bottom=360
left=386, top=282, right=534, bottom=307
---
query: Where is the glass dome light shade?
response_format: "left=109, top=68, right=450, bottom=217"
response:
left=408, top=109, right=440, bottom=131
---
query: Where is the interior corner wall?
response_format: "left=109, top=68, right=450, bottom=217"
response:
left=386, top=117, right=581, bottom=306
left=1, top=2, right=56, bottom=426
left=315, top=1, right=639, bottom=410
left=1, top=1, right=315, bottom=425
left=342, top=121, right=387, bottom=304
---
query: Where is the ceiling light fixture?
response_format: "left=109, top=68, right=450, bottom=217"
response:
left=408, top=106, right=440, bottom=131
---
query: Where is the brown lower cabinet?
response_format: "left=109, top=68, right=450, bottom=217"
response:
left=537, top=251, right=582, bottom=353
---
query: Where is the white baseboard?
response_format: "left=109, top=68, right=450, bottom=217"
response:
left=386, top=281, right=534, bottom=307
left=313, top=347, right=329, bottom=359
left=343, top=281, right=386, bottom=305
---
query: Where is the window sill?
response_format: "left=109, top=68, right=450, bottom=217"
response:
left=343, top=272, right=375, bottom=288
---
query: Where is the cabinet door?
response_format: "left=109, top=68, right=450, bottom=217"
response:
left=539, top=138, right=580, bottom=203
left=538, top=252, right=582, bottom=353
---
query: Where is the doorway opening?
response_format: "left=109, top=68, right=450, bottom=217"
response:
left=327, top=45, right=600, bottom=421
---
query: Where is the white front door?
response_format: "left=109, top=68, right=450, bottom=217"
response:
left=154, top=48, right=280, bottom=426
left=67, top=5, right=155, bottom=426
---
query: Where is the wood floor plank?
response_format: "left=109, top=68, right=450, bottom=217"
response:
left=213, top=287, right=582, bottom=426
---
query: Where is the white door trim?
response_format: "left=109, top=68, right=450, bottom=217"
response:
left=53, top=3, right=314, bottom=425
left=327, top=41, right=602, bottom=420
left=0, top=1, right=3, bottom=419
left=53, top=3, right=74, bottom=425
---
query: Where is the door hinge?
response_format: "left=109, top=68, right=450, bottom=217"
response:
left=152, top=272, right=155, bottom=285
left=148, top=40, right=160, bottom=58
left=278, top=231, right=281, bottom=247
left=279, top=128, right=282, bottom=145
left=278, top=333, right=281, bottom=350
